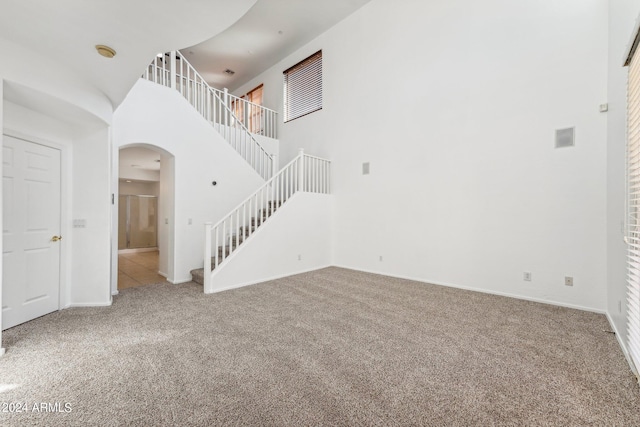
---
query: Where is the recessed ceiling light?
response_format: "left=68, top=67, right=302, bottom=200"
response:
left=95, top=45, right=116, bottom=58
left=224, top=69, right=235, bottom=75
left=131, top=164, right=140, bottom=167
left=125, top=180, right=132, bottom=183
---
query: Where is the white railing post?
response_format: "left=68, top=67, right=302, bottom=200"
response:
left=204, top=222, right=212, bottom=293
left=298, top=148, right=305, bottom=192
left=223, top=88, right=229, bottom=127
left=272, top=154, right=278, bottom=179
left=170, top=51, right=176, bottom=90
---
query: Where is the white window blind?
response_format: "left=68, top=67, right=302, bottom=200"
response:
left=283, top=50, right=322, bottom=122
left=627, top=41, right=640, bottom=376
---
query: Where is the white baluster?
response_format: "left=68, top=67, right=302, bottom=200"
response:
left=298, top=149, right=305, bottom=192
left=204, top=222, right=212, bottom=293
left=170, top=51, right=176, bottom=90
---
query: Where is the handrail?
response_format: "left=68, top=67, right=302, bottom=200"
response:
left=142, top=51, right=276, bottom=180
left=203, top=149, right=331, bottom=293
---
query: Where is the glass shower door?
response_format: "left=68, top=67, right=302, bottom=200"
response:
left=118, top=195, right=158, bottom=249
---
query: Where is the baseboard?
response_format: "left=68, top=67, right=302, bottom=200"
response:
left=118, top=247, right=158, bottom=254
left=606, top=312, right=639, bottom=380
left=66, top=301, right=113, bottom=308
left=170, top=276, right=193, bottom=285
left=332, top=265, right=606, bottom=315
left=0, top=348, right=5, bottom=357
left=208, top=265, right=333, bottom=294
left=158, top=271, right=168, bottom=278
left=111, top=290, right=119, bottom=296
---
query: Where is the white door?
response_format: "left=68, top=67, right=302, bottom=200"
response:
left=2, top=136, right=61, bottom=330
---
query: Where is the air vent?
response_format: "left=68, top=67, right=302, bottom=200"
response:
left=555, top=127, right=575, bottom=148
left=224, top=69, right=235, bottom=75
left=362, top=162, right=370, bottom=175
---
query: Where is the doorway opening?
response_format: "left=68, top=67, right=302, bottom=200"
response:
left=116, top=145, right=174, bottom=291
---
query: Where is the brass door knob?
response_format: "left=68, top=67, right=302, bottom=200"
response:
left=51, top=236, right=62, bottom=242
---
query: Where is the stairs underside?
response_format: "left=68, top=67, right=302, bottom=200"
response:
left=190, top=201, right=283, bottom=285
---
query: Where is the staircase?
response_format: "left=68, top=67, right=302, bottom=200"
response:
left=142, top=51, right=278, bottom=180
left=189, top=199, right=282, bottom=285
left=141, top=51, right=332, bottom=292
left=192, top=150, right=331, bottom=292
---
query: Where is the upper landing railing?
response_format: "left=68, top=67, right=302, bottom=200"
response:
left=143, top=51, right=277, bottom=180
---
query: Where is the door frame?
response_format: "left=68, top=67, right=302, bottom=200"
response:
left=112, top=143, right=175, bottom=294
left=3, top=129, right=70, bottom=312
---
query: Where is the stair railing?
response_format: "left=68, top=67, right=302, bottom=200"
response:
left=227, top=92, right=277, bottom=139
left=203, top=149, right=331, bottom=293
left=143, top=51, right=277, bottom=180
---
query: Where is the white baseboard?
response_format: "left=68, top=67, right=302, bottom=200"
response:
left=111, top=290, right=119, bottom=296
left=332, top=265, right=606, bottom=314
left=118, top=247, right=158, bottom=254
left=66, top=301, right=113, bottom=308
left=170, top=276, right=193, bottom=285
left=0, top=348, right=5, bottom=357
left=606, top=312, right=639, bottom=379
left=207, top=265, right=332, bottom=294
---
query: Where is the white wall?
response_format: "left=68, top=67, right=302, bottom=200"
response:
left=210, top=193, right=333, bottom=292
left=607, top=1, right=640, bottom=362
left=3, top=100, right=112, bottom=308
left=0, top=37, right=112, bottom=124
left=235, top=0, right=609, bottom=312
left=158, top=153, right=175, bottom=279
left=70, top=126, right=112, bottom=306
left=113, top=79, right=277, bottom=283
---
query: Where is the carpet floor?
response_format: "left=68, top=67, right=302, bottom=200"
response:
left=0, top=267, right=639, bottom=426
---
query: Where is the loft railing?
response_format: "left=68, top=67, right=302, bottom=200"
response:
left=143, top=51, right=277, bottom=180
left=227, top=92, right=277, bottom=139
left=203, top=149, right=331, bottom=293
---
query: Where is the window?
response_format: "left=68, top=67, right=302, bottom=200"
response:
left=283, top=50, right=322, bottom=122
left=246, top=84, right=264, bottom=134
left=626, top=32, right=640, bottom=375
left=232, top=96, right=244, bottom=125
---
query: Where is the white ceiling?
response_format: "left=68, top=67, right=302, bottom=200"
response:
left=0, top=0, right=257, bottom=107
left=181, top=0, right=372, bottom=91
left=119, top=147, right=161, bottom=182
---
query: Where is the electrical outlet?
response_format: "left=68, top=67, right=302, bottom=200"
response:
left=379, top=255, right=383, bottom=262
left=298, top=254, right=301, bottom=261
left=565, top=276, right=573, bottom=287
left=523, top=272, right=532, bottom=281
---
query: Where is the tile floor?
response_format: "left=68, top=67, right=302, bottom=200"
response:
left=117, top=250, right=168, bottom=290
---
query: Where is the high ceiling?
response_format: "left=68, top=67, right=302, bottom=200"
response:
left=181, top=0, right=372, bottom=91
left=0, top=0, right=257, bottom=107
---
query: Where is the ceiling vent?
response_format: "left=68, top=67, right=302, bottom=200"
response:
left=224, top=69, right=236, bottom=75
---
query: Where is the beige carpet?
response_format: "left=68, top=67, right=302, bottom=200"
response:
left=0, top=267, right=639, bottom=426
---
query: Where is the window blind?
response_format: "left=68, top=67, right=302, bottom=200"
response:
left=283, top=50, right=322, bottom=122
left=627, top=44, right=640, bottom=376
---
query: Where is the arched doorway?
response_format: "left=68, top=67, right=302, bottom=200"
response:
left=111, top=144, right=175, bottom=294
